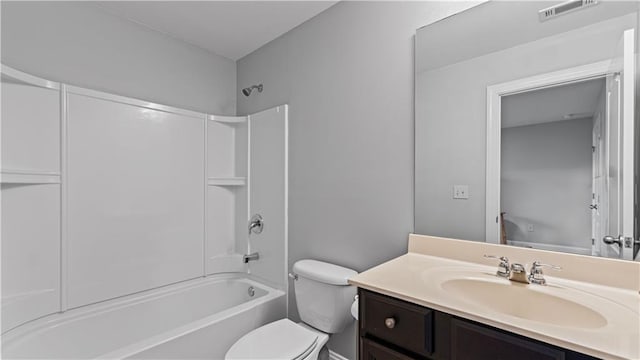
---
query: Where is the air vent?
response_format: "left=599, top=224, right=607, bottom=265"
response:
left=539, top=0, right=598, bottom=22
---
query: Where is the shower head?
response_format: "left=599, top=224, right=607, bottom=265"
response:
left=242, top=84, right=263, bottom=97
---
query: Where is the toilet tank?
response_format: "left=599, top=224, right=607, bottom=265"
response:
left=292, top=260, right=357, bottom=333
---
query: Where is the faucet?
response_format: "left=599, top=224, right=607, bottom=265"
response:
left=243, top=252, right=260, bottom=263
left=484, top=255, right=561, bottom=285
left=248, top=214, right=264, bottom=235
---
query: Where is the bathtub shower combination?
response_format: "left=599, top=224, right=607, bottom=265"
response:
left=1, top=65, right=289, bottom=359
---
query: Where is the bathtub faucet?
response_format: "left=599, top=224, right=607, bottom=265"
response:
left=243, top=252, right=260, bottom=263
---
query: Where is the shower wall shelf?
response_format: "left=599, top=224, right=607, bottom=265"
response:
left=1, top=170, right=61, bottom=184
left=208, top=115, right=247, bottom=124
left=207, top=177, right=246, bottom=186
left=205, top=112, right=248, bottom=276
left=1, top=65, right=62, bottom=331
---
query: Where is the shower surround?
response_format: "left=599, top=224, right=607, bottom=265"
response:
left=1, top=65, right=289, bottom=358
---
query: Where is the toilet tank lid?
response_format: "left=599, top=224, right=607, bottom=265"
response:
left=293, top=260, right=357, bottom=285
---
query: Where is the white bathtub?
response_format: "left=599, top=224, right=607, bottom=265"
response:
left=2, top=275, right=285, bottom=359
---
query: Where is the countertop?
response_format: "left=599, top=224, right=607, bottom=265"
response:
left=349, top=234, right=640, bottom=360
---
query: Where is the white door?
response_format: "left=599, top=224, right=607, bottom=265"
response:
left=591, top=111, right=605, bottom=256
left=602, top=29, right=636, bottom=260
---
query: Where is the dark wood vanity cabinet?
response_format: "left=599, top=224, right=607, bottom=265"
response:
left=358, top=289, right=599, bottom=360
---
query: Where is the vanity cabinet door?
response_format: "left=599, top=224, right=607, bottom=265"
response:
left=361, top=338, right=417, bottom=360
left=450, top=318, right=565, bottom=360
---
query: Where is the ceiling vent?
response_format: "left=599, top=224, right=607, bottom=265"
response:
left=539, top=0, right=598, bottom=22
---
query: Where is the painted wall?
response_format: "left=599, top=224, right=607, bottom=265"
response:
left=415, top=12, right=637, bottom=242
left=1, top=1, right=236, bottom=115
left=501, top=118, right=593, bottom=250
left=236, top=2, right=482, bottom=358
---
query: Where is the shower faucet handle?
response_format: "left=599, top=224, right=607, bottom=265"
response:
left=484, top=255, right=510, bottom=278
left=248, top=214, right=264, bottom=235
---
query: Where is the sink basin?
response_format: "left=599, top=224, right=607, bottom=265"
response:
left=441, top=278, right=608, bottom=329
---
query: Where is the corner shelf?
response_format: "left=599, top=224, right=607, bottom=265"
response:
left=1, top=170, right=61, bottom=185
left=207, top=177, right=246, bottom=186
left=207, top=115, right=247, bottom=124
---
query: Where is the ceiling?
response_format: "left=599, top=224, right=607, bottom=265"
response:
left=95, top=1, right=338, bottom=61
left=502, top=78, right=605, bottom=129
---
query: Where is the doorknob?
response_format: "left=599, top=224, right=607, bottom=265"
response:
left=603, top=235, right=623, bottom=247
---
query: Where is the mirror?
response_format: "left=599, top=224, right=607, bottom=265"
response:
left=415, top=1, right=639, bottom=260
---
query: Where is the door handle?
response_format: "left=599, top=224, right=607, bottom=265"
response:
left=603, top=235, right=623, bottom=247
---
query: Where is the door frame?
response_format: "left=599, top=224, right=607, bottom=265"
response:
left=485, top=60, right=612, bottom=244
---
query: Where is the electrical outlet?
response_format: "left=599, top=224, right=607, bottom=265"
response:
left=453, top=185, right=469, bottom=199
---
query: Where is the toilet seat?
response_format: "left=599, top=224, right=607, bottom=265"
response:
left=225, top=319, right=320, bottom=360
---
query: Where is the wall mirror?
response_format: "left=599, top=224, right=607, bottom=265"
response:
left=415, top=1, right=639, bottom=261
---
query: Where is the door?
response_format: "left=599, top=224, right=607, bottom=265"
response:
left=602, top=28, right=636, bottom=260
left=591, top=111, right=605, bottom=256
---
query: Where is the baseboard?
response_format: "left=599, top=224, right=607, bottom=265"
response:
left=329, top=349, right=350, bottom=360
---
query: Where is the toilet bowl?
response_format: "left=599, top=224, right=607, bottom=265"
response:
left=224, top=260, right=357, bottom=360
left=225, top=319, right=329, bottom=360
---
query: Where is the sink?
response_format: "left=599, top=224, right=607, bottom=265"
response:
left=441, top=278, right=608, bottom=329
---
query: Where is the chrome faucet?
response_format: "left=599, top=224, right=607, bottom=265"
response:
left=484, top=255, right=510, bottom=278
left=528, top=261, right=562, bottom=285
left=243, top=252, right=260, bottom=263
left=248, top=214, right=264, bottom=235
left=485, top=255, right=561, bottom=285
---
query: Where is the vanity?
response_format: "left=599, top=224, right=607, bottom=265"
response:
left=349, top=234, right=640, bottom=360
left=358, top=289, right=595, bottom=360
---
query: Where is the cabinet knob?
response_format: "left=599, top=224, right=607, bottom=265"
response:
left=384, top=317, right=396, bottom=329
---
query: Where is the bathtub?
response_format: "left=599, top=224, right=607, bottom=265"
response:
left=2, top=275, right=285, bottom=359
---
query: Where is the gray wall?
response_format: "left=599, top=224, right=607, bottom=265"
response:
left=501, top=118, right=593, bottom=250
left=236, top=2, right=481, bottom=358
left=415, top=12, right=637, bottom=242
left=1, top=2, right=236, bottom=115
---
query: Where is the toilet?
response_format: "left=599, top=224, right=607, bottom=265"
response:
left=225, top=260, right=358, bottom=360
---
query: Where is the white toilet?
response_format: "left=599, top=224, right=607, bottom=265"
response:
left=225, top=259, right=358, bottom=360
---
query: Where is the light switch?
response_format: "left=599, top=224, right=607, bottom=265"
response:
left=453, top=185, right=469, bottom=199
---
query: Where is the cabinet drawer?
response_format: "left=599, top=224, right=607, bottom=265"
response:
left=360, top=289, right=434, bottom=357
left=361, top=337, right=417, bottom=360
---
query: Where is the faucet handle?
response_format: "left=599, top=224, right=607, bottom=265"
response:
left=484, top=254, right=508, bottom=262
left=528, top=261, right=561, bottom=285
left=484, top=255, right=510, bottom=278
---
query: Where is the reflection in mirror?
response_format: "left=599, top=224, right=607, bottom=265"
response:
left=500, top=79, right=605, bottom=256
left=415, top=1, right=639, bottom=260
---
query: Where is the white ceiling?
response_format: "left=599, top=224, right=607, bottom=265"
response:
left=502, top=78, right=605, bottom=129
left=95, top=1, right=338, bottom=61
